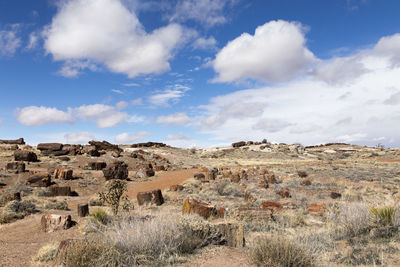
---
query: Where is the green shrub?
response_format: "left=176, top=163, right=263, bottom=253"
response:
left=369, top=206, right=396, bottom=227
left=251, top=235, right=314, bottom=267
left=91, top=209, right=109, bottom=224
left=98, top=180, right=127, bottom=215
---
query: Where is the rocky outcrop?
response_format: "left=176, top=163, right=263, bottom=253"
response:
left=0, top=138, right=25, bottom=145
left=137, top=189, right=164, bottom=206
left=182, top=198, right=219, bottom=219
left=131, top=142, right=167, bottom=148
left=170, top=184, right=184, bottom=191
left=87, top=161, right=107, bottom=170
left=232, top=141, right=246, bottom=148
left=14, top=150, right=37, bottom=162
left=89, top=140, right=122, bottom=152
left=102, top=161, right=128, bottom=180
left=40, top=214, right=73, bottom=232
left=135, top=165, right=155, bottom=178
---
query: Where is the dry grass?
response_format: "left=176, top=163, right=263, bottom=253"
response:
left=0, top=200, right=37, bottom=224
left=34, top=243, right=58, bottom=262
left=251, top=235, right=314, bottom=267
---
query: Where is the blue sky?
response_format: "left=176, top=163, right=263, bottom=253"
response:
left=1, top=0, right=400, bottom=147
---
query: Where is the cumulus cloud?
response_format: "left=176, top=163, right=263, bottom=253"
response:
left=116, top=101, right=129, bottom=109
left=170, top=0, right=234, bottom=27
left=74, top=104, right=128, bottom=128
left=148, top=84, right=190, bottom=106
left=198, top=38, right=400, bottom=146
left=115, top=131, right=150, bottom=144
left=15, top=106, right=74, bottom=126
left=131, top=98, right=143, bottom=105
left=0, top=27, right=21, bottom=57
left=15, top=103, right=142, bottom=128
left=156, top=112, right=191, bottom=125
left=44, top=0, right=184, bottom=77
left=212, top=20, right=316, bottom=83
left=64, top=132, right=94, bottom=144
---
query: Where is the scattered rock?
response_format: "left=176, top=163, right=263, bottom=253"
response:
left=131, top=142, right=167, bottom=148
left=135, top=165, right=155, bottom=178
left=77, top=204, right=89, bottom=217
left=265, top=173, right=276, bottom=184
left=14, top=150, right=37, bottom=162
left=170, top=184, right=184, bottom=191
left=232, top=141, right=246, bottom=148
left=330, top=192, right=342, bottom=199
left=6, top=162, right=25, bottom=173
left=137, top=189, right=164, bottom=206
left=40, top=214, right=73, bottom=232
left=25, top=174, right=51, bottom=187
left=37, top=143, right=63, bottom=151
left=88, top=161, right=107, bottom=170
left=182, top=198, right=218, bottom=219
left=215, top=223, right=245, bottom=248
left=300, top=179, right=312, bottom=186
left=103, top=161, right=128, bottom=180
left=0, top=138, right=25, bottom=145
left=194, top=173, right=206, bottom=180
left=307, top=203, right=326, bottom=213
left=89, top=140, right=122, bottom=152
left=297, top=170, right=308, bottom=178
left=50, top=185, right=71, bottom=196
left=260, top=201, right=283, bottom=212
left=54, top=168, right=73, bottom=180
left=244, top=191, right=257, bottom=202
left=275, top=188, right=291, bottom=198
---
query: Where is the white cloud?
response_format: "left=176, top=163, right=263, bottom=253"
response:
left=26, top=32, right=39, bottom=50
left=156, top=112, right=191, bottom=125
left=115, top=131, right=150, bottom=144
left=123, top=83, right=140, bottom=87
left=58, top=60, right=99, bottom=77
left=212, top=20, right=316, bottom=83
left=112, top=89, right=124, bottom=94
left=192, top=36, right=217, bottom=50
left=126, top=114, right=145, bottom=123
left=0, top=118, right=3, bottom=126
left=0, top=27, right=21, bottom=57
left=64, top=132, right=94, bottom=144
left=131, top=98, right=143, bottom=105
left=148, top=84, right=190, bottom=106
left=74, top=104, right=128, bottom=128
left=198, top=35, right=400, bottom=146
left=165, top=133, right=192, bottom=141
left=170, top=0, right=234, bottom=27
left=44, top=0, right=184, bottom=78
left=15, top=106, right=74, bottom=126
left=116, top=101, right=129, bottom=109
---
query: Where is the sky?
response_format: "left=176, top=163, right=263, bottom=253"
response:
left=1, top=0, right=400, bottom=148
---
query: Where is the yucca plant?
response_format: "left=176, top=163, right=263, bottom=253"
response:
left=369, top=206, right=396, bottom=227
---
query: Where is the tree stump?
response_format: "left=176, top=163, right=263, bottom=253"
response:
left=77, top=204, right=89, bottom=217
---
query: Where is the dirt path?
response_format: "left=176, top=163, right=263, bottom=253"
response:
left=126, top=168, right=199, bottom=198
left=0, top=169, right=199, bottom=267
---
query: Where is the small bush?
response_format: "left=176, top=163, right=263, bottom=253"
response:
left=251, top=235, right=314, bottom=267
left=370, top=206, right=396, bottom=227
left=89, top=196, right=104, bottom=206
left=44, top=200, right=69, bottom=210
left=34, top=243, right=58, bottom=262
left=98, top=180, right=127, bottom=215
left=4, top=200, right=36, bottom=215
left=91, top=209, right=109, bottom=224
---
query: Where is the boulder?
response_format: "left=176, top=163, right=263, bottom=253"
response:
left=182, top=198, right=217, bottom=219
left=14, top=150, right=37, bottom=162
left=54, top=168, right=73, bottom=180
left=154, top=165, right=165, bottom=171
left=330, top=192, right=342, bottom=199
left=103, top=161, right=128, bottom=180
left=137, top=189, right=164, bottom=206
left=88, top=161, right=107, bottom=170
left=297, top=170, right=308, bottom=178
left=206, top=168, right=218, bottom=180
left=0, top=138, right=25, bottom=145
left=170, top=184, right=184, bottom=191
left=25, top=174, right=51, bottom=187
left=135, top=165, right=155, bottom=178
left=37, top=143, right=63, bottom=151
left=6, top=162, right=25, bottom=173
left=215, top=223, right=245, bottom=248
left=89, top=140, right=122, bottom=152
left=232, top=141, right=246, bottom=148
left=40, top=214, right=73, bottom=232
left=300, top=179, right=312, bottom=186
left=276, top=188, right=291, bottom=198
left=77, top=204, right=89, bottom=217
left=50, top=185, right=71, bottom=196
left=194, top=173, right=205, bottom=180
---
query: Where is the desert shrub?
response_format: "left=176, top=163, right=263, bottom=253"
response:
left=251, top=235, right=314, bottom=267
left=0, top=200, right=37, bottom=224
left=121, top=195, right=134, bottom=212
left=369, top=206, right=396, bottom=227
left=34, top=187, right=52, bottom=197
left=44, top=200, right=69, bottom=210
left=34, top=243, right=58, bottom=262
left=98, top=180, right=127, bottom=215
left=216, top=179, right=241, bottom=196
left=337, top=245, right=383, bottom=265
left=91, top=209, right=109, bottom=224
left=0, top=193, right=15, bottom=207
left=61, top=214, right=206, bottom=266
left=329, top=203, right=370, bottom=239
left=89, top=195, right=104, bottom=206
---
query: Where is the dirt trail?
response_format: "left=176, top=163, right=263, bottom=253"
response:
left=126, top=168, right=199, bottom=198
left=0, top=169, right=199, bottom=267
